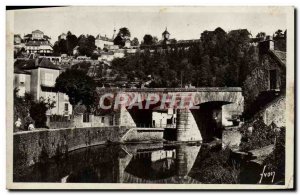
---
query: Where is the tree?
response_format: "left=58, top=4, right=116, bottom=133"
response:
left=14, top=89, right=55, bottom=130
left=153, top=36, right=159, bottom=44
left=55, top=69, right=96, bottom=112
left=131, top=37, right=139, bottom=46
left=143, top=34, right=154, bottom=45
left=118, top=27, right=131, bottom=38
left=256, top=32, right=266, bottom=38
left=114, top=27, right=131, bottom=47
left=30, top=97, right=55, bottom=128
left=77, top=34, right=96, bottom=56
left=66, top=31, right=78, bottom=55
left=113, top=35, right=124, bottom=46
left=275, top=29, right=284, bottom=38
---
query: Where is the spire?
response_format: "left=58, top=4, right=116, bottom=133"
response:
left=162, top=27, right=170, bottom=35
left=112, top=27, right=116, bottom=39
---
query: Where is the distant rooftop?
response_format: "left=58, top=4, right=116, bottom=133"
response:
left=15, top=58, right=60, bottom=70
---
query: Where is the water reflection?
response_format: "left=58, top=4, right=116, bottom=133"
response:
left=14, top=143, right=203, bottom=183
left=14, top=142, right=283, bottom=184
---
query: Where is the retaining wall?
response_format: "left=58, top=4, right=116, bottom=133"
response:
left=13, top=126, right=128, bottom=176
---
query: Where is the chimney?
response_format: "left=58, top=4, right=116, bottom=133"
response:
left=34, top=54, right=40, bottom=66
left=259, top=35, right=274, bottom=55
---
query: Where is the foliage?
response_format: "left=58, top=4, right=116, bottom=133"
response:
left=66, top=31, right=79, bottom=55
left=53, top=31, right=78, bottom=56
left=30, top=97, right=55, bottom=128
left=113, top=27, right=131, bottom=47
left=111, top=27, right=258, bottom=88
left=239, top=117, right=276, bottom=151
left=91, top=52, right=99, bottom=60
left=263, top=127, right=285, bottom=179
left=14, top=88, right=55, bottom=130
left=131, top=37, right=139, bottom=46
left=118, top=27, right=131, bottom=38
left=143, top=34, right=154, bottom=45
left=190, top=147, right=240, bottom=184
left=53, top=39, right=68, bottom=55
left=77, top=34, right=97, bottom=57
left=256, top=32, right=266, bottom=38
left=55, top=69, right=96, bottom=110
left=71, top=61, right=92, bottom=73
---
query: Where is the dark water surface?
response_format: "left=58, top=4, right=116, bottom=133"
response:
left=14, top=143, right=278, bottom=184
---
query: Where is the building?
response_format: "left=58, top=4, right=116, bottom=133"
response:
left=14, top=34, right=25, bottom=53
left=124, top=39, right=131, bottom=48
left=58, top=33, right=67, bottom=41
left=152, top=108, right=176, bottom=128
left=73, top=46, right=79, bottom=56
left=23, top=30, right=53, bottom=55
left=95, top=34, right=114, bottom=50
left=243, top=35, right=286, bottom=127
left=161, top=28, right=171, bottom=44
left=140, top=28, right=201, bottom=51
left=14, top=57, right=72, bottom=116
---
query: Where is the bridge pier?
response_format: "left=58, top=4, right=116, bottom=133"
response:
left=176, top=109, right=202, bottom=142
left=176, top=109, right=191, bottom=141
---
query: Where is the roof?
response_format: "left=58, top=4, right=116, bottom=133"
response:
left=228, top=29, right=251, bottom=36
left=269, top=50, right=286, bottom=68
left=43, top=35, right=51, bottom=40
left=162, top=28, right=170, bottom=35
left=15, top=58, right=60, bottom=70
left=14, top=34, right=21, bottom=39
left=32, top=29, right=43, bottom=34
left=24, top=34, right=32, bottom=38
left=96, top=34, right=113, bottom=42
left=24, top=33, right=50, bottom=40
left=14, top=68, right=31, bottom=75
left=25, top=40, right=52, bottom=47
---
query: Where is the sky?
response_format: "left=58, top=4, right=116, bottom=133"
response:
left=12, top=6, right=288, bottom=44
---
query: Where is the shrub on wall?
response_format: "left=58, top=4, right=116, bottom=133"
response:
left=14, top=88, right=55, bottom=131
left=189, top=147, right=240, bottom=184
left=263, top=127, right=285, bottom=182
left=239, top=117, right=276, bottom=151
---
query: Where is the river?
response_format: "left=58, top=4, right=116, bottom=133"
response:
left=13, top=142, right=281, bottom=184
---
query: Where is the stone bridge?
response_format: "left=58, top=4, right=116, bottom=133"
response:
left=97, top=87, right=244, bottom=142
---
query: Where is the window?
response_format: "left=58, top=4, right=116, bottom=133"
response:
left=64, top=103, right=69, bottom=112
left=44, top=73, right=54, bottom=86
left=83, top=113, right=90, bottom=123
left=269, top=69, right=278, bottom=90
left=101, top=117, right=105, bottom=123
left=19, top=74, right=25, bottom=84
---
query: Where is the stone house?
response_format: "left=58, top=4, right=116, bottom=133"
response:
left=14, top=57, right=72, bottom=116
left=243, top=36, right=286, bottom=127
left=95, top=34, right=114, bottom=50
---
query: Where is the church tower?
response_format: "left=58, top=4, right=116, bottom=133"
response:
left=162, top=27, right=170, bottom=41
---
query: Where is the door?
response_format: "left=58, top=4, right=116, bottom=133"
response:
left=269, top=69, right=277, bottom=90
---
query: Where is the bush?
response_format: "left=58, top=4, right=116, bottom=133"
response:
left=239, top=117, right=276, bottom=151
left=263, top=127, right=285, bottom=179
left=14, top=89, right=55, bottom=130
left=189, top=147, right=240, bottom=184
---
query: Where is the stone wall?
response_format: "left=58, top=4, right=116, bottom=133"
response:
left=243, top=52, right=285, bottom=116
left=13, top=126, right=128, bottom=175
left=121, top=128, right=164, bottom=142
left=257, top=95, right=286, bottom=127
